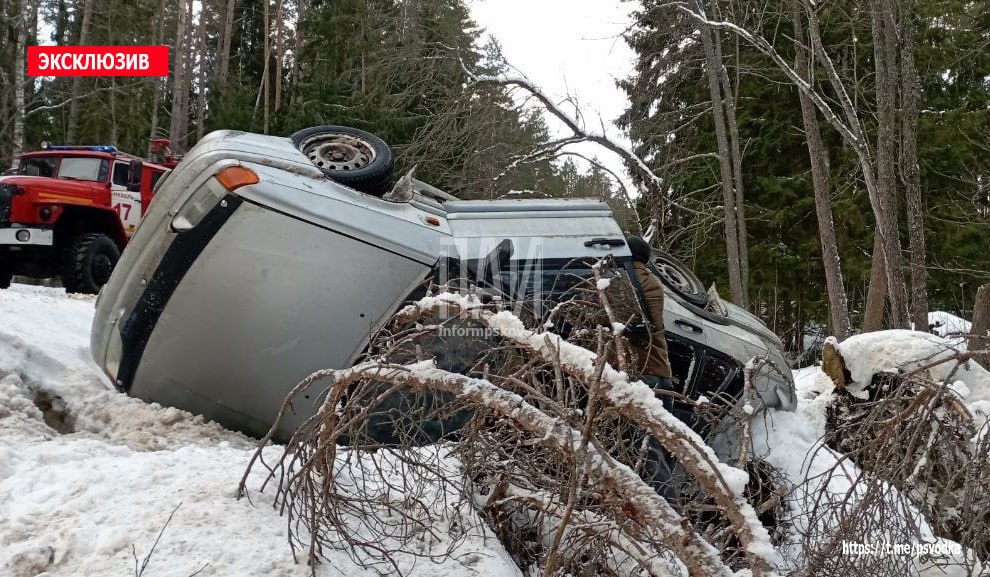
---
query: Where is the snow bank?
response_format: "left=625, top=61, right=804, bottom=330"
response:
left=836, top=330, right=990, bottom=406
left=928, top=311, right=972, bottom=337
left=0, top=285, right=520, bottom=577
left=754, top=356, right=978, bottom=574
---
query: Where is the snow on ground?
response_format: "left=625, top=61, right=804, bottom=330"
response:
left=0, top=284, right=520, bottom=577
left=5, top=282, right=988, bottom=577
left=928, top=311, right=972, bottom=337
left=754, top=333, right=984, bottom=576
left=836, top=330, right=990, bottom=412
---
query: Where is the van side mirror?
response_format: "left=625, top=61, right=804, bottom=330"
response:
left=127, top=159, right=143, bottom=192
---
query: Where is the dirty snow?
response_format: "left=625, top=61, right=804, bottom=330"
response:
left=0, top=284, right=520, bottom=577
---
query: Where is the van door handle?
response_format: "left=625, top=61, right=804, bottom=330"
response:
left=584, top=237, right=625, bottom=248
left=674, top=319, right=703, bottom=333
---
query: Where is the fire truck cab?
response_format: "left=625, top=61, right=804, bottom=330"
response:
left=0, top=144, right=170, bottom=293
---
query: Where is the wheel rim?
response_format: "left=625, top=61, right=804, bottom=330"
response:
left=300, top=134, right=376, bottom=171
left=92, top=254, right=114, bottom=286
left=656, top=260, right=696, bottom=294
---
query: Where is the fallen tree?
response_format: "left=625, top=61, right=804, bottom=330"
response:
left=239, top=272, right=985, bottom=577
left=240, top=268, right=784, bottom=576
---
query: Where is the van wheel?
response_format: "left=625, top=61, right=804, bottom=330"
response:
left=290, top=125, right=394, bottom=195
left=649, top=249, right=708, bottom=307
left=61, top=233, right=120, bottom=294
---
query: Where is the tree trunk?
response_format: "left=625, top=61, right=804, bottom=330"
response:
left=262, top=0, right=271, bottom=133
left=274, top=0, right=285, bottom=114
left=215, top=0, right=236, bottom=89
left=676, top=0, right=912, bottom=329
left=180, top=0, right=194, bottom=139
left=147, top=0, right=169, bottom=155
left=970, top=284, right=990, bottom=370
left=195, top=7, right=209, bottom=142
left=792, top=0, right=850, bottom=339
left=12, top=0, right=36, bottom=167
left=289, top=0, right=307, bottom=106
left=713, top=15, right=749, bottom=307
left=868, top=0, right=909, bottom=329
left=697, top=1, right=746, bottom=307
left=863, top=232, right=888, bottom=332
left=67, top=0, right=95, bottom=143
left=899, top=0, right=927, bottom=331
left=169, top=0, right=192, bottom=149
left=109, top=78, right=118, bottom=144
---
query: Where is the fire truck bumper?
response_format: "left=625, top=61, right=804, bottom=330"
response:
left=0, top=227, right=54, bottom=246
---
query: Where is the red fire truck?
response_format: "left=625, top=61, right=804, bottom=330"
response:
left=0, top=143, right=174, bottom=293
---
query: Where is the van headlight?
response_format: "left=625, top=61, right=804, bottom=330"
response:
left=171, top=166, right=258, bottom=232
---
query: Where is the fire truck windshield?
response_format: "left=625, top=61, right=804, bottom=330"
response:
left=18, top=157, right=57, bottom=178
left=18, top=156, right=109, bottom=183
left=57, top=157, right=109, bottom=182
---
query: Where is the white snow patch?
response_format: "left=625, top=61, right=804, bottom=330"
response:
left=0, top=284, right=520, bottom=577
left=761, top=352, right=982, bottom=572
left=928, top=311, right=972, bottom=337
left=837, top=330, right=990, bottom=405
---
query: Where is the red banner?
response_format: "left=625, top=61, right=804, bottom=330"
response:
left=28, top=46, right=169, bottom=77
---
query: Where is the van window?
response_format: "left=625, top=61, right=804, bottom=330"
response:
left=694, top=351, right=738, bottom=398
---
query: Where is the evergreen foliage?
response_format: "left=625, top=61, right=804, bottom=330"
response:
left=621, top=0, right=990, bottom=341
left=0, top=0, right=617, bottom=202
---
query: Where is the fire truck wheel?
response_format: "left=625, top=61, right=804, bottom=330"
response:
left=61, top=233, right=120, bottom=294
left=0, top=262, right=11, bottom=289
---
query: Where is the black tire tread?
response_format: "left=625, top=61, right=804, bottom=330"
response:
left=60, top=232, right=120, bottom=294
left=290, top=125, right=395, bottom=195
left=648, top=248, right=708, bottom=307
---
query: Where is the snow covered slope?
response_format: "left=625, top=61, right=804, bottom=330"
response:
left=0, top=284, right=519, bottom=577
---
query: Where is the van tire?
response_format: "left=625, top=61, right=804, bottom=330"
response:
left=291, top=125, right=394, bottom=195
left=649, top=249, right=708, bottom=307
left=61, top=233, right=120, bottom=294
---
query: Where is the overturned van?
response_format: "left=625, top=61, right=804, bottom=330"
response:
left=90, top=127, right=796, bottom=443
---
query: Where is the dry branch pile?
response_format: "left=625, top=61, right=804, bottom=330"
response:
left=793, top=339, right=990, bottom=576
left=237, top=271, right=990, bottom=576
left=828, top=353, right=990, bottom=550
left=240, top=269, right=786, bottom=577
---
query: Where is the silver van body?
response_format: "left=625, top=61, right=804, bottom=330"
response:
left=91, top=130, right=795, bottom=441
